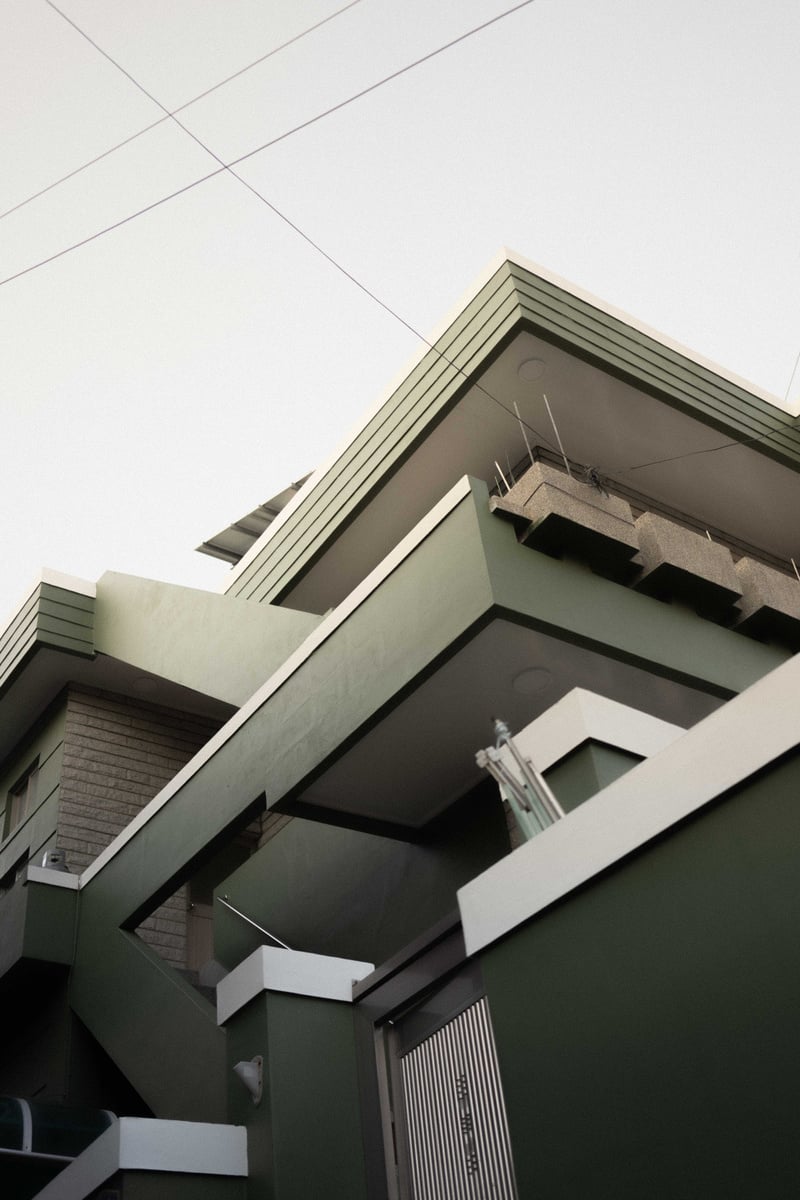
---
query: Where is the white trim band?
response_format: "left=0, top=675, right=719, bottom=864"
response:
left=26, top=865, right=80, bottom=890
left=459, top=653, right=800, bottom=956
left=217, top=945, right=374, bottom=1025
left=508, top=687, right=685, bottom=774
left=81, top=476, right=473, bottom=887
left=33, top=1119, right=247, bottom=1199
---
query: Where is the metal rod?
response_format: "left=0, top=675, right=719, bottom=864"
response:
left=543, top=393, right=572, bottom=478
left=494, top=460, right=510, bottom=493
left=217, top=896, right=292, bottom=950
left=791, top=557, right=800, bottom=584
left=493, top=717, right=564, bottom=819
left=513, top=399, right=536, bottom=467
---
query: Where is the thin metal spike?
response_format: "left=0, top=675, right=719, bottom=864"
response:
left=513, top=399, right=536, bottom=468
left=494, top=460, right=510, bottom=492
left=543, top=393, right=572, bottom=478
left=505, top=452, right=516, bottom=486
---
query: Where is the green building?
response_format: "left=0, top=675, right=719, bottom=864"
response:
left=2, top=254, right=800, bottom=1199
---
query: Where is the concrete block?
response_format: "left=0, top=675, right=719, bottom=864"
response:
left=734, top=557, right=800, bottom=648
left=491, top=461, right=640, bottom=580
left=634, top=512, right=741, bottom=618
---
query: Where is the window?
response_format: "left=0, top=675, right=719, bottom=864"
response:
left=5, top=762, right=38, bottom=837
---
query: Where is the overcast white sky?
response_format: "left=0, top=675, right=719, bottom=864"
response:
left=2, top=0, right=799, bottom=623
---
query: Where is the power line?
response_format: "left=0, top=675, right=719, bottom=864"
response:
left=0, top=0, right=364, bottom=222
left=32, top=0, right=556, bottom=455
left=622, top=417, right=797, bottom=473
left=4, top=0, right=537, bottom=283
left=223, top=0, right=538, bottom=167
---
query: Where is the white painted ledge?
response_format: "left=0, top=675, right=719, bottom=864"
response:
left=459, top=654, right=800, bottom=956
left=217, top=945, right=374, bottom=1025
left=25, top=865, right=79, bottom=890
left=32, top=1118, right=247, bottom=1199
left=81, top=476, right=473, bottom=888
left=508, top=687, right=685, bottom=774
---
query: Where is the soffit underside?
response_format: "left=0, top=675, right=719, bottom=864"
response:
left=0, top=649, right=234, bottom=769
left=282, top=328, right=800, bottom=615
left=226, top=259, right=799, bottom=610
left=285, top=617, right=724, bottom=831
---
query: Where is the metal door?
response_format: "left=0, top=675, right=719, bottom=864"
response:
left=398, top=996, right=517, bottom=1199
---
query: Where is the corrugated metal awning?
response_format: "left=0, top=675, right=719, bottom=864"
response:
left=196, top=475, right=311, bottom=566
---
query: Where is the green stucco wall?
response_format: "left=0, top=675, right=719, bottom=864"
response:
left=226, top=991, right=368, bottom=1200
left=215, top=780, right=508, bottom=971
left=480, top=749, right=800, bottom=1199
left=546, top=742, right=642, bottom=813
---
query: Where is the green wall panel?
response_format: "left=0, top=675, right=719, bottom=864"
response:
left=546, top=742, right=642, bottom=813
left=215, top=780, right=508, bottom=970
left=480, top=751, right=800, bottom=1199
left=226, top=992, right=368, bottom=1200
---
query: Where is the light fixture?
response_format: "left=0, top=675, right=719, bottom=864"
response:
left=233, top=1056, right=263, bottom=1105
left=517, top=358, right=545, bottom=381
left=511, top=667, right=553, bottom=696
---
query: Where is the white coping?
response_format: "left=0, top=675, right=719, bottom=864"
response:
left=32, top=1118, right=247, bottom=1199
left=0, top=568, right=96, bottom=635
left=508, top=687, right=685, bottom=774
left=217, top=945, right=374, bottom=1026
left=25, top=864, right=80, bottom=890
left=223, top=251, right=792, bottom=594
left=459, top=652, right=800, bottom=957
left=80, top=476, right=473, bottom=888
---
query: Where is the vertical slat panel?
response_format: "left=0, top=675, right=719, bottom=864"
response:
left=399, top=997, right=517, bottom=1199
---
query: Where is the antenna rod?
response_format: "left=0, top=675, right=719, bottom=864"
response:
left=495, top=459, right=511, bottom=492
left=543, top=393, right=572, bottom=478
left=513, top=399, right=536, bottom=467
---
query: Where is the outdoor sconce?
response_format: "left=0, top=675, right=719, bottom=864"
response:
left=233, top=1055, right=263, bottom=1106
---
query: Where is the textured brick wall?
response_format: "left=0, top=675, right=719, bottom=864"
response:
left=58, top=687, right=222, bottom=967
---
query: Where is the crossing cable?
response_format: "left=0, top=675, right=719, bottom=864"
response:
left=620, top=351, right=800, bottom=474
left=1, top=0, right=364, bottom=222
left=6, top=0, right=538, bottom=288
left=8, top=7, right=795, bottom=481
left=6, top=0, right=537, bottom=231
left=22, top=0, right=556, bottom=455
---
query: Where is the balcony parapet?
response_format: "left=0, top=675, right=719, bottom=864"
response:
left=634, top=512, right=742, bottom=619
left=0, top=864, right=77, bottom=982
left=491, top=461, right=640, bottom=581
left=733, top=557, right=800, bottom=648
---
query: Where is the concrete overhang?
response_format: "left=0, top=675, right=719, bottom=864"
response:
left=85, top=477, right=789, bottom=873
left=0, top=570, right=321, bottom=769
left=265, top=480, right=787, bottom=833
left=225, top=253, right=800, bottom=614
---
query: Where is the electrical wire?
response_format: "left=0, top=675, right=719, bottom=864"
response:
left=6, top=8, right=795, bottom=485
left=4, top=0, right=537, bottom=290
left=622, top=421, right=795, bottom=474
left=0, top=0, right=364, bottom=222
left=32, top=0, right=555, bottom=455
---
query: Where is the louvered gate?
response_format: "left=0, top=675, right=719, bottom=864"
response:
left=398, top=997, right=517, bottom=1199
